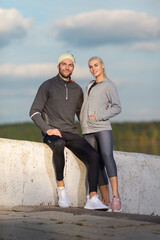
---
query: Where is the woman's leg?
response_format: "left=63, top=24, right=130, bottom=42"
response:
left=99, top=185, right=110, bottom=205
left=95, top=130, right=119, bottom=197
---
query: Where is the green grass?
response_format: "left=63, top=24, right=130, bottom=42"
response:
left=0, top=122, right=42, bottom=143
left=0, top=121, right=160, bottom=155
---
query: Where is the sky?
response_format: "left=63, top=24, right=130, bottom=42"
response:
left=0, top=0, right=160, bottom=124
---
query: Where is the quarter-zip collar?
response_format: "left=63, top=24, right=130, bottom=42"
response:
left=57, top=74, right=70, bottom=100
left=57, top=74, right=71, bottom=85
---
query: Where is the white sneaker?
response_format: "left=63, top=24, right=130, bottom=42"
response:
left=84, top=194, right=108, bottom=210
left=57, top=187, right=70, bottom=208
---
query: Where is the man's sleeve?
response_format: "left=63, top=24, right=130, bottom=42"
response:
left=76, top=88, right=84, bottom=120
left=29, top=82, right=50, bottom=134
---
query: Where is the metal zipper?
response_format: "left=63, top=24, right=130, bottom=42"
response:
left=65, top=84, right=68, bottom=100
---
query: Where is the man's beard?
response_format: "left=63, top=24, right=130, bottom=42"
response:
left=59, top=68, right=72, bottom=80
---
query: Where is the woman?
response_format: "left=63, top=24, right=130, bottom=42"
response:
left=80, top=56, right=122, bottom=212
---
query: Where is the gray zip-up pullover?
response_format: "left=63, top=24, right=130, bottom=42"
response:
left=80, top=78, right=122, bottom=134
left=29, top=74, right=83, bottom=134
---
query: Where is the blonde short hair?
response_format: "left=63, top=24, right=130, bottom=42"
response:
left=88, top=56, right=107, bottom=77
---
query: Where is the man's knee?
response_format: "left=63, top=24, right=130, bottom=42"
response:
left=54, top=138, right=65, bottom=151
left=44, top=135, right=65, bottom=151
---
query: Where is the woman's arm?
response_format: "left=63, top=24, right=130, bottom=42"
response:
left=95, top=82, right=122, bottom=121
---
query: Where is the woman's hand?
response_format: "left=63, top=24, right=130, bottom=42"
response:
left=89, top=114, right=96, bottom=121
left=89, top=105, right=109, bottom=121
left=71, top=80, right=76, bottom=83
left=46, top=129, right=62, bottom=137
left=105, top=105, right=109, bottom=110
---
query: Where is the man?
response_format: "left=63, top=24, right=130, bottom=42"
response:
left=29, top=53, right=108, bottom=210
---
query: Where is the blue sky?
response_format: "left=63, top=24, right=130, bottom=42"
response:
left=0, top=0, right=160, bottom=124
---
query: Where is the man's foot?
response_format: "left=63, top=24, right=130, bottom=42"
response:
left=84, top=195, right=108, bottom=210
left=57, top=187, right=70, bottom=208
left=108, top=195, right=122, bottom=212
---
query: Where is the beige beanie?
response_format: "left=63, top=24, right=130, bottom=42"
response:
left=57, top=53, right=75, bottom=66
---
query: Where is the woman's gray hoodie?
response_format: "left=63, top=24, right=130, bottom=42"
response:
left=80, top=78, right=122, bottom=134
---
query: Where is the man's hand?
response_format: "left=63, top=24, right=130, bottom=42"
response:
left=46, top=129, right=62, bottom=137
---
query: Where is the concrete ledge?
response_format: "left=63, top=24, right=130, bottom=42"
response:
left=0, top=138, right=160, bottom=216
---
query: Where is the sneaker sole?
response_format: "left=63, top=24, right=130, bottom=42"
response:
left=84, top=206, right=108, bottom=210
left=59, top=205, right=70, bottom=208
left=107, top=209, right=112, bottom=212
left=112, top=208, right=122, bottom=212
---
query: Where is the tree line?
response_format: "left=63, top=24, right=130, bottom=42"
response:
left=0, top=121, right=159, bottom=156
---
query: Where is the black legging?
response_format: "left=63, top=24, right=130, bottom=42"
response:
left=83, top=130, right=117, bottom=180
left=43, top=132, right=100, bottom=193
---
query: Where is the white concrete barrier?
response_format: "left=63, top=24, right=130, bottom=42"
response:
left=0, top=138, right=160, bottom=216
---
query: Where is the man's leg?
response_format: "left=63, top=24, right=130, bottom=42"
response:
left=44, top=134, right=65, bottom=181
left=43, top=134, right=70, bottom=207
left=84, top=133, right=110, bottom=206
left=62, top=132, right=108, bottom=210
left=63, top=132, right=99, bottom=193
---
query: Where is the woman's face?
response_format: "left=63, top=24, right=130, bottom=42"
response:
left=89, top=59, right=104, bottom=78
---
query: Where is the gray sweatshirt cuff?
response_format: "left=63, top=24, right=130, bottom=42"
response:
left=31, top=114, right=50, bottom=134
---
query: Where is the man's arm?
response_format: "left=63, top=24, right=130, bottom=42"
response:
left=29, top=82, right=51, bottom=134
left=76, top=89, right=83, bottom=120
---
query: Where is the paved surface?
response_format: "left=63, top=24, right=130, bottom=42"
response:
left=0, top=206, right=160, bottom=240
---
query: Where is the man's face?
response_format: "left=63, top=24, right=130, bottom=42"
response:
left=58, top=58, right=74, bottom=79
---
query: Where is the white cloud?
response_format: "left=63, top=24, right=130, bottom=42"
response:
left=72, top=65, right=90, bottom=79
left=0, top=63, right=132, bottom=88
left=131, top=42, right=160, bottom=51
left=0, top=8, right=32, bottom=47
left=54, top=10, right=160, bottom=47
left=0, top=88, right=37, bottom=96
left=0, top=63, right=57, bottom=78
left=0, top=63, right=90, bottom=79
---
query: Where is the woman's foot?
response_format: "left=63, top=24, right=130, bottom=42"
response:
left=107, top=196, right=122, bottom=212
